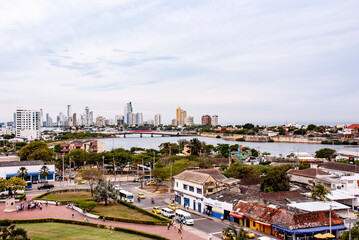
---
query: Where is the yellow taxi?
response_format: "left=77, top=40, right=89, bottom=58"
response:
left=221, top=229, right=235, bottom=240
left=146, top=180, right=156, bottom=186
left=168, top=203, right=178, bottom=210
left=152, top=206, right=161, bottom=214
left=245, top=230, right=255, bottom=238
left=137, top=193, right=146, bottom=199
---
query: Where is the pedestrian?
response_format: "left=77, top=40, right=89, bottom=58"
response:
left=208, top=233, right=212, bottom=240
left=72, top=211, right=74, bottom=219
left=45, top=201, right=48, bottom=206
left=167, top=222, right=170, bottom=230
left=221, top=215, right=224, bottom=222
left=56, top=201, right=58, bottom=206
left=178, top=225, right=182, bottom=234
left=180, top=237, right=182, bottom=240
left=103, top=216, right=106, bottom=222
left=39, top=203, right=42, bottom=210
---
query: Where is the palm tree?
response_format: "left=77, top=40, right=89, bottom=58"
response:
left=222, top=226, right=247, bottom=240
left=0, top=219, right=29, bottom=240
left=311, top=184, right=331, bottom=201
left=17, top=167, right=28, bottom=180
left=40, top=165, right=50, bottom=181
left=189, top=138, right=203, bottom=156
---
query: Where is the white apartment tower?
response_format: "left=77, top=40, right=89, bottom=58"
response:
left=211, top=115, right=218, bottom=126
left=154, top=114, right=161, bottom=126
left=16, top=108, right=41, bottom=140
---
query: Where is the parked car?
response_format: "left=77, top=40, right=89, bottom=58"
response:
left=245, top=230, right=255, bottom=238
left=168, top=203, right=178, bottom=210
left=37, top=184, right=54, bottom=190
left=114, top=185, right=122, bottom=191
left=152, top=206, right=161, bottom=214
left=146, top=180, right=156, bottom=186
left=137, top=193, right=145, bottom=199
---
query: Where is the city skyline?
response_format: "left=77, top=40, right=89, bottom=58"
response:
left=0, top=1, right=358, bottom=125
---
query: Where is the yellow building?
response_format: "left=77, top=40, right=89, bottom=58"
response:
left=176, top=107, right=187, bottom=126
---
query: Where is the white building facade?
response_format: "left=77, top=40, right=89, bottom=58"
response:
left=15, top=108, right=41, bottom=140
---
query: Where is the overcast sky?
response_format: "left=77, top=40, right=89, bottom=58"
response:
left=1, top=0, right=358, bottom=125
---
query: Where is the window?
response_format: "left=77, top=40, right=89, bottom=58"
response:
left=197, top=188, right=202, bottom=194
left=189, top=186, right=194, bottom=192
left=183, top=184, right=187, bottom=190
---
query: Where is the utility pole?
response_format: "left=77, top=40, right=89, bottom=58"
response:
left=68, top=156, right=71, bottom=185
left=102, top=155, right=105, bottom=176
left=113, top=155, right=115, bottom=178
left=329, top=205, right=332, bottom=234
left=141, top=158, right=144, bottom=188
left=62, top=155, right=64, bottom=186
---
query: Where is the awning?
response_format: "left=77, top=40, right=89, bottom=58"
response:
left=272, top=225, right=346, bottom=235
left=6, top=171, right=55, bottom=177
left=255, top=221, right=271, bottom=227
left=230, top=212, right=243, bottom=219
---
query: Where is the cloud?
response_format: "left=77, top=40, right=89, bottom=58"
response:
left=0, top=0, right=358, bottom=124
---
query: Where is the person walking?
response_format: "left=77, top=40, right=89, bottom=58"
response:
left=72, top=211, right=74, bottom=219
left=167, top=222, right=171, bottom=230
left=103, top=216, right=106, bottom=222
left=178, top=225, right=182, bottom=234
left=208, top=233, right=212, bottom=240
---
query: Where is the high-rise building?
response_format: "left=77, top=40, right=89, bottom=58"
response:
left=201, top=115, right=211, bottom=126
left=185, top=116, right=194, bottom=126
left=135, top=113, right=143, bottom=125
left=73, top=113, right=77, bottom=126
left=89, top=111, right=94, bottom=126
left=85, top=106, right=89, bottom=126
left=176, top=107, right=187, bottom=126
left=67, top=105, right=72, bottom=125
left=124, top=102, right=133, bottom=125
left=15, top=108, right=41, bottom=140
left=40, top=108, right=44, bottom=127
left=211, top=115, right=218, bottom=126
left=154, top=114, right=161, bottom=127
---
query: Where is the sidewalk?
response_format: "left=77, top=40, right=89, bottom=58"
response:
left=0, top=195, right=203, bottom=240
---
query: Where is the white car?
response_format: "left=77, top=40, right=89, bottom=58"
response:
left=0, top=190, right=25, bottom=195
left=114, top=185, right=122, bottom=191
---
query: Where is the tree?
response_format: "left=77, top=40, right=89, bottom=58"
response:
left=40, top=165, right=49, bottom=180
left=298, top=162, right=311, bottom=170
left=0, top=220, right=29, bottom=240
left=243, top=123, right=254, bottom=129
left=7, top=177, right=27, bottom=194
left=0, top=178, right=7, bottom=192
left=189, top=138, right=204, bottom=156
left=222, top=226, right=247, bottom=240
left=53, top=144, right=62, bottom=153
left=158, top=142, right=179, bottom=155
left=307, top=124, right=317, bottom=131
left=94, top=181, right=117, bottom=205
left=77, top=165, right=104, bottom=196
left=315, top=148, right=336, bottom=161
left=260, top=165, right=291, bottom=192
left=216, top=144, right=230, bottom=158
left=18, top=141, right=55, bottom=162
left=341, top=223, right=359, bottom=240
left=311, top=184, right=331, bottom=201
left=66, top=149, right=86, bottom=169
left=224, top=162, right=259, bottom=179
left=17, top=167, right=28, bottom=180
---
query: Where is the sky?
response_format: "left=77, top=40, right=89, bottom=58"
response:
left=1, top=0, right=359, bottom=125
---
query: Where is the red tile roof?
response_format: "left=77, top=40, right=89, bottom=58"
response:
left=234, top=201, right=343, bottom=229
left=320, top=162, right=359, bottom=173
left=347, top=124, right=359, bottom=130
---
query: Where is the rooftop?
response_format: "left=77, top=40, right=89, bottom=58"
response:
left=288, top=168, right=330, bottom=178
left=0, top=160, right=44, bottom=168
left=319, top=162, right=359, bottom=174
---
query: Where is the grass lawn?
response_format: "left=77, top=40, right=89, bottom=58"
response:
left=92, top=203, right=158, bottom=221
left=40, top=191, right=92, bottom=203
left=17, top=223, right=153, bottom=240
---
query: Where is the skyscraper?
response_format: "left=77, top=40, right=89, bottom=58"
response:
left=201, top=115, right=211, bottom=126
left=67, top=105, right=72, bottom=124
left=176, top=107, right=187, bottom=126
left=135, top=113, right=143, bottom=125
left=16, top=108, right=41, bottom=140
left=85, top=106, right=89, bottom=126
left=185, top=116, right=194, bottom=126
left=154, top=114, right=161, bottom=127
left=73, top=113, right=77, bottom=126
left=124, top=102, right=133, bottom=125
left=211, top=115, right=218, bottom=126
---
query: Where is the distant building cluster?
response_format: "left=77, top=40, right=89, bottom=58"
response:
left=172, top=107, right=218, bottom=127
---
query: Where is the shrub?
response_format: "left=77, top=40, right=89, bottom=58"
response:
left=235, top=138, right=245, bottom=142
left=79, top=201, right=97, bottom=211
left=216, top=135, right=221, bottom=138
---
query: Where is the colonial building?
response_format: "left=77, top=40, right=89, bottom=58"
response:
left=173, top=169, right=237, bottom=216
left=60, top=140, right=105, bottom=154
left=231, top=201, right=345, bottom=239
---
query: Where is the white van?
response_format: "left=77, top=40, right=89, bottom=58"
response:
left=175, top=209, right=194, bottom=225
left=161, top=208, right=175, bottom=219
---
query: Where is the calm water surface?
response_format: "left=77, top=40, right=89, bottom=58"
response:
left=99, top=135, right=359, bottom=156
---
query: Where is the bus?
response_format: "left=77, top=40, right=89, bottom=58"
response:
left=119, top=190, right=134, bottom=203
